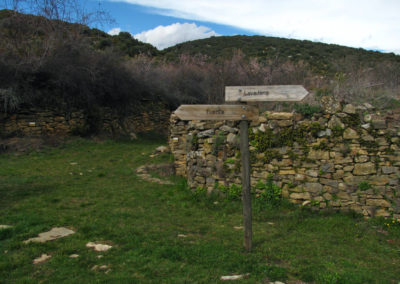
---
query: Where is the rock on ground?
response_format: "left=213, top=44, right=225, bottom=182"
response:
left=220, top=274, right=250, bottom=281
left=24, top=227, right=75, bottom=244
left=86, top=242, right=112, bottom=252
left=0, top=225, right=12, bottom=229
left=33, top=254, right=51, bottom=264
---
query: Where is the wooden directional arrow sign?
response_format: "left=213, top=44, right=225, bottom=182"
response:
left=225, top=85, right=309, bottom=102
left=174, top=105, right=258, bottom=121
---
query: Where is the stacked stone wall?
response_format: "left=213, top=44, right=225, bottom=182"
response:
left=0, top=104, right=171, bottom=138
left=169, top=102, right=400, bottom=219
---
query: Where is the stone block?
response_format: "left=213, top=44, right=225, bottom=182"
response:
left=369, top=176, right=389, bottom=186
left=343, top=128, right=359, bottom=139
left=366, top=199, right=391, bottom=207
left=337, top=192, right=352, bottom=200
left=277, top=120, right=293, bottom=127
left=335, top=156, right=353, bottom=164
left=333, top=170, right=344, bottom=179
left=353, top=162, right=376, bottom=175
left=290, top=192, right=311, bottom=200
left=375, top=209, right=391, bottom=217
left=381, top=166, right=397, bottom=174
left=323, top=192, right=332, bottom=200
left=197, top=129, right=214, bottom=138
left=321, top=162, right=335, bottom=173
left=320, top=179, right=338, bottom=188
left=306, top=170, right=319, bottom=177
left=343, top=104, right=356, bottom=114
left=355, top=155, right=369, bottom=163
left=327, top=115, right=345, bottom=129
left=308, top=149, right=330, bottom=160
left=305, top=182, right=323, bottom=193
left=267, top=112, right=294, bottom=120
left=279, top=170, right=296, bottom=175
left=343, top=165, right=354, bottom=172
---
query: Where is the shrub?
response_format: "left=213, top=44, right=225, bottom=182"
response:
left=255, top=174, right=282, bottom=206
left=294, top=103, right=322, bottom=117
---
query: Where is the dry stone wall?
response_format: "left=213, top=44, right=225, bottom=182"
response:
left=0, top=104, right=171, bottom=138
left=169, top=101, right=400, bottom=220
left=0, top=109, right=85, bottom=137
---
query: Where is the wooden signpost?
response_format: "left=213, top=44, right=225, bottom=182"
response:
left=174, top=85, right=308, bottom=252
left=225, top=85, right=309, bottom=102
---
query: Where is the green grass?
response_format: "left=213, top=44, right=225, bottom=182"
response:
left=0, top=136, right=399, bottom=283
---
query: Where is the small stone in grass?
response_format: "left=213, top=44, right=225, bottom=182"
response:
left=97, top=255, right=103, bottom=259
left=69, top=254, right=79, bottom=258
left=0, top=225, right=12, bottom=229
left=178, top=234, right=187, bottom=238
left=24, top=227, right=75, bottom=243
left=233, top=226, right=243, bottom=230
left=86, top=242, right=112, bottom=252
left=33, top=254, right=51, bottom=264
left=220, top=273, right=249, bottom=280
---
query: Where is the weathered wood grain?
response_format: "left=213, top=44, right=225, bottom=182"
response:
left=174, top=105, right=258, bottom=121
left=240, top=120, right=252, bottom=252
left=225, top=85, right=308, bottom=102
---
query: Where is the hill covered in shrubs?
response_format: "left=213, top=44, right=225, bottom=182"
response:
left=162, top=35, right=400, bottom=75
left=1, top=8, right=400, bottom=128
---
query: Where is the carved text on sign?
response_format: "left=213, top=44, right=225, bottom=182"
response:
left=240, top=89, right=270, bottom=97
left=207, top=108, right=224, bottom=115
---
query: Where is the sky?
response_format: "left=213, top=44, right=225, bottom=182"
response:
left=4, top=0, right=399, bottom=54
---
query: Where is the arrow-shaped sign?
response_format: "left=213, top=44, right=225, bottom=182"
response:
left=225, top=85, right=309, bottom=102
left=174, top=105, right=258, bottom=121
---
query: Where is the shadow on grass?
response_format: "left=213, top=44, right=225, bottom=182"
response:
left=0, top=183, right=56, bottom=208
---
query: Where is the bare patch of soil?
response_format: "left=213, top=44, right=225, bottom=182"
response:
left=0, top=136, right=66, bottom=154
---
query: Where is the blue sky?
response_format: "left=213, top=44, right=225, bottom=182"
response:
left=86, top=1, right=250, bottom=37
left=2, top=0, right=399, bottom=53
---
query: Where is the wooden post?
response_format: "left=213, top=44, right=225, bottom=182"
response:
left=240, top=120, right=252, bottom=251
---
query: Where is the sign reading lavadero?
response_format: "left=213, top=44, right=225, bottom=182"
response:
left=225, top=85, right=308, bottom=102
left=174, top=105, right=258, bottom=121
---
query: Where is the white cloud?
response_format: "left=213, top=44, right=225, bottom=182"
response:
left=108, top=27, right=121, bottom=36
left=112, top=0, right=400, bottom=54
left=134, top=22, right=219, bottom=50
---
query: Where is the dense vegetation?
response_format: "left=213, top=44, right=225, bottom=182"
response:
left=1, top=8, right=400, bottom=121
left=163, top=35, right=400, bottom=75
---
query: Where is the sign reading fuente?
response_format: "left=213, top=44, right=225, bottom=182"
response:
left=225, top=85, right=309, bottom=102
left=174, top=105, right=258, bottom=121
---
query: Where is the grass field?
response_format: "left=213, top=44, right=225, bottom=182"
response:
left=0, top=136, right=399, bottom=283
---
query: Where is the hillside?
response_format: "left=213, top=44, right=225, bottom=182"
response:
left=163, top=35, right=400, bottom=75
left=0, top=9, right=158, bottom=58
left=1, top=8, right=400, bottom=121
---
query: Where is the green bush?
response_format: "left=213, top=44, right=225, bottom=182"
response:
left=358, top=181, right=372, bottom=191
left=294, top=103, right=322, bottom=117
left=255, top=174, right=282, bottom=206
